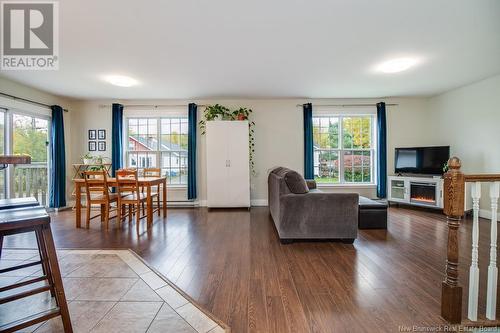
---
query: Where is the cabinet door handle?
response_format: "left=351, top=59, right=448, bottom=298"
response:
left=226, top=160, right=230, bottom=167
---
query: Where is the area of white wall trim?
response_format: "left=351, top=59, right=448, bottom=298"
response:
left=196, top=199, right=268, bottom=207
left=478, top=209, right=500, bottom=221
left=0, top=96, right=51, bottom=116
left=317, top=184, right=377, bottom=189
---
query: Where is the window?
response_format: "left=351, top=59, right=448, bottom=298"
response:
left=313, top=114, right=376, bottom=185
left=126, top=116, right=188, bottom=185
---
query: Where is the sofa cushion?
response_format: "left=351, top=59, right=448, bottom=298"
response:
left=284, top=170, right=309, bottom=194
left=270, top=167, right=289, bottom=178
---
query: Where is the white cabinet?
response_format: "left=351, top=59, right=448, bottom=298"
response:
left=388, top=176, right=444, bottom=209
left=388, top=175, right=471, bottom=211
left=206, top=121, right=250, bottom=208
left=388, top=178, right=409, bottom=203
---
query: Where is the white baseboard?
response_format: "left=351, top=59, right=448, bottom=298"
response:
left=67, top=198, right=268, bottom=209
left=167, top=201, right=198, bottom=207
left=194, top=199, right=268, bottom=207
left=479, top=209, right=500, bottom=220
left=66, top=199, right=199, bottom=208
left=251, top=199, right=268, bottom=207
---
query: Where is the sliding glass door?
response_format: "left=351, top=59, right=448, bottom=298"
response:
left=10, top=113, right=50, bottom=205
left=0, top=110, right=5, bottom=199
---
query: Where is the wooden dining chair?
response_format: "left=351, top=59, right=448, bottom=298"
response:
left=116, top=169, right=151, bottom=233
left=83, top=170, right=118, bottom=229
left=143, top=168, right=162, bottom=216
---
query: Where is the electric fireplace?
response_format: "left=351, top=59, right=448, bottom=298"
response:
left=410, top=182, right=437, bottom=206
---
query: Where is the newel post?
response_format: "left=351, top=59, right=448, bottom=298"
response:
left=441, top=157, right=465, bottom=323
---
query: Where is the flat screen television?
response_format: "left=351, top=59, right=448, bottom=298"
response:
left=395, top=146, right=450, bottom=175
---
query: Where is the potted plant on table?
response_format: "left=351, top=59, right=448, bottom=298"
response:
left=87, top=155, right=109, bottom=172
left=81, top=153, right=94, bottom=165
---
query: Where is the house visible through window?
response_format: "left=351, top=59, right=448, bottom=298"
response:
left=313, top=114, right=376, bottom=185
left=126, top=117, right=188, bottom=185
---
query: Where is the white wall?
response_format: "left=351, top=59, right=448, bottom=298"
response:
left=19, top=73, right=500, bottom=209
left=427, top=74, right=500, bottom=214
left=0, top=77, right=78, bottom=206
left=69, top=97, right=432, bottom=204
left=15, top=72, right=500, bottom=210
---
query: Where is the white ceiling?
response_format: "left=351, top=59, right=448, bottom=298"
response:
left=1, top=0, right=500, bottom=99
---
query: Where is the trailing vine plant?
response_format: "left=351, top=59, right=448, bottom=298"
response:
left=199, top=104, right=256, bottom=175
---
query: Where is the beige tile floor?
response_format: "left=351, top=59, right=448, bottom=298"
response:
left=0, top=249, right=227, bottom=333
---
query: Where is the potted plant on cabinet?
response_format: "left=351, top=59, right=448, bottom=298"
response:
left=199, top=104, right=256, bottom=175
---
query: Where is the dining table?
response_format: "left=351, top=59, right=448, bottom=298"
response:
left=73, top=176, right=167, bottom=229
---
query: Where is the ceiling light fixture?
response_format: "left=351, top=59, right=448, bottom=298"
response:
left=376, top=58, right=419, bottom=73
left=103, top=75, right=138, bottom=87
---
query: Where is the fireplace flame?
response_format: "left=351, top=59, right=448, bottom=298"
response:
left=412, top=196, right=436, bottom=203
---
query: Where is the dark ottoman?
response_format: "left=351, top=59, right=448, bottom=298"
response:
left=358, top=197, right=388, bottom=229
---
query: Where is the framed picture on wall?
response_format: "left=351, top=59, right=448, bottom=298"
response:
left=98, top=141, right=106, bottom=151
left=98, top=129, right=106, bottom=140
left=88, top=129, right=96, bottom=140
left=89, top=141, right=97, bottom=151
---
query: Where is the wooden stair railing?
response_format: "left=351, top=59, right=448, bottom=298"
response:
left=441, top=157, right=465, bottom=323
left=441, top=157, right=500, bottom=324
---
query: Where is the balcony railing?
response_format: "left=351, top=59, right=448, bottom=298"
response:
left=12, top=162, right=48, bottom=206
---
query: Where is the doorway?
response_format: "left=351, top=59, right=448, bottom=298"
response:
left=1, top=111, right=50, bottom=206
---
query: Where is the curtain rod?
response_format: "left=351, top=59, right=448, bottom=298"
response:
left=98, top=104, right=207, bottom=108
left=295, top=103, right=398, bottom=107
left=0, top=91, right=69, bottom=112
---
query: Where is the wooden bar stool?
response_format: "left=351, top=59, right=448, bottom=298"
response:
left=0, top=206, right=73, bottom=333
left=0, top=197, right=40, bottom=257
left=0, top=197, right=39, bottom=211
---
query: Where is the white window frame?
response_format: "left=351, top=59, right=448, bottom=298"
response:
left=0, top=108, right=6, bottom=199
left=125, top=114, right=188, bottom=187
left=313, top=108, right=377, bottom=187
left=0, top=99, right=52, bottom=205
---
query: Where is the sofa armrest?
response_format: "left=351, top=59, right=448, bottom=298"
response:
left=305, top=179, right=317, bottom=190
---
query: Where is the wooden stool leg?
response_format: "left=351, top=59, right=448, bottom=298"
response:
left=104, top=204, right=110, bottom=230
left=41, top=224, right=73, bottom=333
left=157, top=187, right=161, bottom=216
left=136, top=204, right=140, bottom=234
left=35, top=229, right=55, bottom=297
left=117, top=203, right=122, bottom=228
left=100, top=204, right=105, bottom=222
left=85, top=203, right=91, bottom=229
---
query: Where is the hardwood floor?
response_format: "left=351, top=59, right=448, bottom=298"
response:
left=2, top=206, right=497, bottom=332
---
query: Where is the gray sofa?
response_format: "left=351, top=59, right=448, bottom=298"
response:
left=268, top=167, right=359, bottom=243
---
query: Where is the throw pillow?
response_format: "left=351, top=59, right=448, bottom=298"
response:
left=284, top=170, right=309, bottom=194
